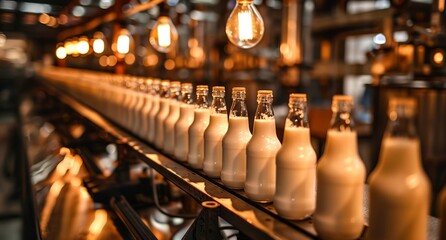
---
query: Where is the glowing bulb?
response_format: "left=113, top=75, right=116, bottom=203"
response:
left=92, top=32, right=105, bottom=54
left=225, top=0, right=264, bottom=49
left=77, top=36, right=90, bottom=55
left=56, top=46, right=67, bottom=59
left=64, top=40, right=73, bottom=55
left=149, top=16, right=178, bottom=53
left=433, top=51, right=444, bottom=64
left=117, top=34, right=129, bottom=54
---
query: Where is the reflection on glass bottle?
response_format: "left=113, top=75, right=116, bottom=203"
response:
left=203, top=86, right=228, bottom=178
left=188, top=85, right=210, bottom=169
left=174, top=83, right=194, bottom=162
left=274, top=93, right=316, bottom=220
left=164, top=81, right=182, bottom=155
left=245, top=90, right=281, bottom=202
left=222, top=87, right=252, bottom=189
left=313, top=95, right=365, bottom=239
left=368, top=97, right=431, bottom=240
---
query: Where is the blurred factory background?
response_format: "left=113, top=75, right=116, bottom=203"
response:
left=0, top=0, right=445, bottom=239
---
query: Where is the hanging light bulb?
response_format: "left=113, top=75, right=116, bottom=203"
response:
left=77, top=36, right=90, bottom=55
left=149, top=3, right=178, bottom=53
left=92, top=32, right=105, bottom=54
left=56, top=44, right=67, bottom=59
left=225, top=0, right=264, bottom=49
left=112, top=28, right=133, bottom=59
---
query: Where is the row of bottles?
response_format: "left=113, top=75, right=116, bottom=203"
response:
left=41, top=68, right=440, bottom=240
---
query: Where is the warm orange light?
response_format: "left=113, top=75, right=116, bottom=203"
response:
left=433, top=51, right=444, bottom=64
left=56, top=46, right=67, bottom=59
left=77, top=36, right=90, bottom=55
left=92, top=32, right=105, bottom=54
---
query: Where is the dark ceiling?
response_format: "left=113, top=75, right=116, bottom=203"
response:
left=0, top=0, right=107, bottom=39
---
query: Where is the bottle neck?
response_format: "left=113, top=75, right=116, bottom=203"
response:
left=195, top=94, right=209, bottom=109
left=286, top=102, right=309, bottom=128
left=230, top=98, right=248, bottom=117
left=211, top=96, right=227, bottom=114
left=255, top=101, right=274, bottom=119
left=385, top=115, right=417, bottom=139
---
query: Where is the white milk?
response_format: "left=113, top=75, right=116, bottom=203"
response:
left=188, top=108, right=210, bottom=169
left=127, top=90, right=139, bottom=129
left=203, top=114, right=229, bottom=178
left=174, top=104, right=195, bottom=162
left=221, top=117, right=252, bottom=189
left=147, top=95, right=160, bottom=143
left=131, top=91, right=144, bottom=133
left=314, top=130, right=365, bottom=240
left=154, top=98, right=170, bottom=149
left=139, top=93, right=152, bottom=139
left=367, top=137, right=430, bottom=240
left=163, top=100, right=180, bottom=154
left=245, top=119, right=281, bottom=202
left=274, top=127, right=316, bottom=220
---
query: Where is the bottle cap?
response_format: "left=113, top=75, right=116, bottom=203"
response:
left=161, top=80, right=170, bottom=86
left=153, top=79, right=161, bottom=85
left=289, top=93, right=306, bottom=100
left=388, top=97, right=416, bottom=109
left=232, top=87, right=246, bottom=93
left=388, top=97, right=416, bottom=117
left=257, top=90, right=273, bottom=96
left=333, top=95, right=353, bottom=102
left=170, top=81, right=181, bottom=87
left=181, top=83, right=192, bottom=88
left=196, top=85, right=208, bottom=91
left=212, top=86, right=225, bottom=92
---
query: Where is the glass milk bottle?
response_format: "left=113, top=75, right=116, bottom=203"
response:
left=119, top=76, right=132, bottom=126
left=274, top=93, right=316, bottom=220
left=163, top=81, right=182, bottom=155
left=127, top=78, right=141, bottom=129
left=125, top=77, right=139, bottom=128
left=174, top=84, right=194, bottom=162
left=440, top=185, right=446, bottom=240
left=188, top=85, right=210, bottom=169
left=132, top=78, right=147, bottom=134
left=139, top=79, right=153, bottom=139
left=367, top=97, right=431, bottom=240
left=313, top=95, right=365, bottom=240
left=203, top=86, right=229, bottom=178
left=221, top=87, right=252, bottom=189
left=147, top=79, right=161, bottom=143
left=155, top=80, right=172, bottom=149
left=245, top=90, right=281, bottom=202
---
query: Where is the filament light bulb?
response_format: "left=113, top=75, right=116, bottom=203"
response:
left=112, top=28, right=133, bottom=59
left=56, top=45, right=67, bottom=59
left=149, top=16, right=178, bottom=53
left=92, top=32, right=105, bottom=54
left=225, top=0, right=264, bottom=49
left=77, top=36, right=90, bottom=55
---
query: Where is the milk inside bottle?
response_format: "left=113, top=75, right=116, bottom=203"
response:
left=155, top=80, right=171, bottom=149
left=140, top=79, right=153, bottom=139
left=245, top=90, right=281, bottom=203
left=163, top=82, right=182, bottom=155
left=203, top=86, right=228, bottom=178
left=147, top=79, right=161, bottom=143
left=132, top=78, right=147, bottom=134
left=274, top=93, right=316, bottom=220
left=222, top=87, right=251, bottom=189
left=188, top=85, right=210, bottom=169
left=313, top=95, right=365, bottom=240
left=367, top=97, right=431, bottom=240
left=174, top=84, right=194, bottom=162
